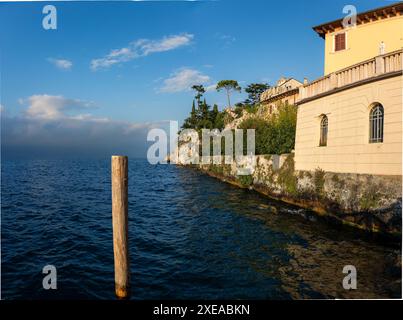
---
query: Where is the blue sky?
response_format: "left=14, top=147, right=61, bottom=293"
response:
left=0, top=0, right=390, bottom=158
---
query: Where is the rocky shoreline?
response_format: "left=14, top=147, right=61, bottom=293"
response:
left=179, top=153, right=402, bottom=241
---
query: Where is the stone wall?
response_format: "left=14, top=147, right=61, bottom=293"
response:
left=189, top=153, right=402, bottom=237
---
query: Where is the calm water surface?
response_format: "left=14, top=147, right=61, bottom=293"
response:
left=1, top=159, right=401, bottom=299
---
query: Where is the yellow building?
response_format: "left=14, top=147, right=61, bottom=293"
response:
left=314, top=3, right=403, bottom=75
left=294, top=3, right=403, bottom=175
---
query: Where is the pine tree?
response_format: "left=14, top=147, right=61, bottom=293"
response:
left=202, top=98, right=210, bottom=120
left=210, top=104, right=218, bottom=125
left=197, top=99, right=211, bottom=129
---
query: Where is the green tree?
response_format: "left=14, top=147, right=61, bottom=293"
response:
left=216, top=80, right=241, bottom=108
left=199, top=98, right=212, bottom=129
left=191, top=84, right=205, bottom=107
left=183, top=85, right=227, bottom=131
left=182, top=100, right=198, bottom=129
left=271, top=103, right=297, bottom=154
left=201, top=98, right=210, bottom=119
left=239, top=117, right=272, bottom=155
left=244, top=83, right=270, bottom=105
left=190, top=100, right=198, bottom=128
left=210, top=104, right=218, bottom=124
left=211, top=104, right=224, bottom=130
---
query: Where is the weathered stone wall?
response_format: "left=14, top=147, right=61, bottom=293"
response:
left=190, top=153, right=402, bottom=236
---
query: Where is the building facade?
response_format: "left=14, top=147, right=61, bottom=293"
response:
left=295, top=3, right=403, bottom=175
left=260, top=77, right=302, bottom=116
left=314, top=3, right=403, bottom=75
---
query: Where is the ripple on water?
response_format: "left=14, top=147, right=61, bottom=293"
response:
left=1, top=158, right=401, bottom=299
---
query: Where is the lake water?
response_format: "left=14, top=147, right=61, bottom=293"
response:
left=1, top=158, right=401, bottom=299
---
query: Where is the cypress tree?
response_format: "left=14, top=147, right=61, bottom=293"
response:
left=190, top=100, right=197, bottom=128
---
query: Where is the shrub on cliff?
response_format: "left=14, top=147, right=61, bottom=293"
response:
left=239, top=103, right=297, bottom=155
left=239, top=117, right=272, bottom=155
left=267, top=103, right=297, bottom=154
left=238, top=174, right=253, bottom=187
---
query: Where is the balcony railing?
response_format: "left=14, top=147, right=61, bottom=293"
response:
left=299, top=49, right=403, bottom=102
left=260, top=84, right=297, bottom=102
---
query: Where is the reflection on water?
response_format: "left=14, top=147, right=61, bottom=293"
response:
left=1, top=159, right=401, bottom=299
left=220, top=201, right=401, bottom=299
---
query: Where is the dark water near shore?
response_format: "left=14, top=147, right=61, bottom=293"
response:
left=1, top=158, right=401, bottom=299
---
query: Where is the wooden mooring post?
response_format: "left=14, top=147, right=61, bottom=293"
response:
left=111, top=155, right=130, bottom=299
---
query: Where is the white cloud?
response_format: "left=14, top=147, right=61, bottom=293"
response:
left=135, top=34, right=193, bottom=55
left=91, top=47, right=135, bottom=70
left=48, top=58, right=73, bottom=70
left=205, top=83, right=217, bottom=92
left=21, top=94, right=94, bottom=120
left=91, top=33, right=194, bottom=71
left=159, top=68, right=210, bottom=93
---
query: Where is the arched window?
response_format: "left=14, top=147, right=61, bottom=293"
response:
left=369, top=104, right=384, bottom=143
left=319, top=115, right=328, bottom=146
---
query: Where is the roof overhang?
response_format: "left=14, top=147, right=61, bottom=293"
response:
left=313, top=2, right=403, bottom=39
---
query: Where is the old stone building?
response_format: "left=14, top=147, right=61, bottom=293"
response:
left=260, top=77, right=303, bottom=116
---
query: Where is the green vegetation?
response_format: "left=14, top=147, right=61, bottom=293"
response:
left=238, top=117, right=271, bottom=155
left=271, top=103, right=298, bottom=154
left=238, top=103, right=297, bottom=155
left=234, top=103, right=258, bottom=117
left=233, top=83, right=270, bottom=118
left=182, top=81, right=272, bottom=130
left=238, top=174, right=253, bottom=187
left=277, top=154, right=298, bottom=195
left=209, top=164, right=224, bottom=175
left=182, top=85, right=224, bottom=130
left=244, top=83, right=270, bottom=105
left=181, top=81, right=297, bottom=157
left=216, top=80, right=241, bottom=108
